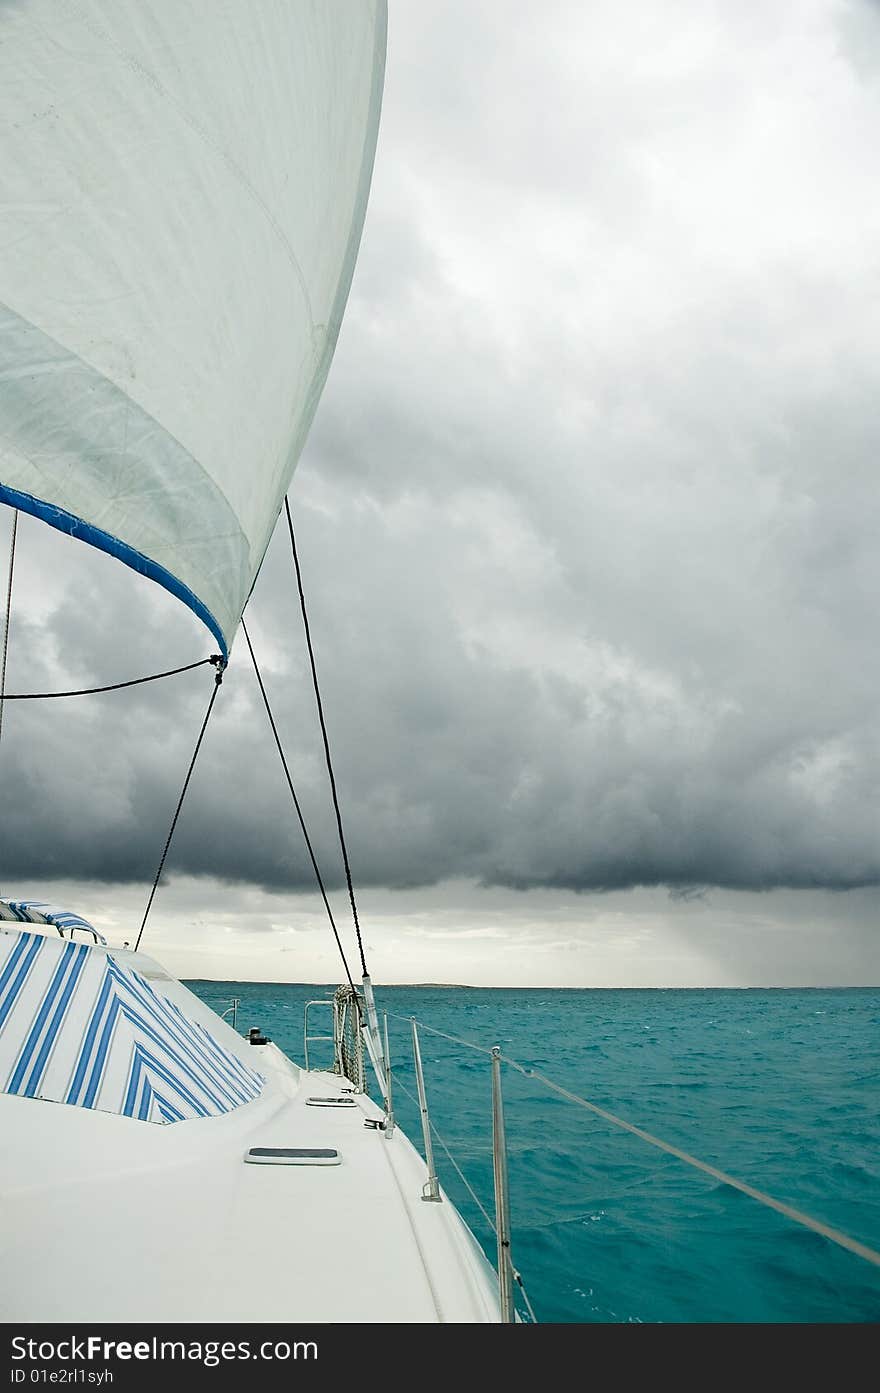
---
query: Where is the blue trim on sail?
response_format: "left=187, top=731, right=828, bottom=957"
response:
left=0, top=482, right=228, bottom=658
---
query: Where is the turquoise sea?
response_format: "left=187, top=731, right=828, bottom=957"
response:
left=187, top=982, right=880, bottom=1324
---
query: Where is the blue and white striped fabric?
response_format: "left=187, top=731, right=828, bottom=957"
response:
left=0, top=928, right=263, bottom=1124
left=0, top=899, right=106, bottom=942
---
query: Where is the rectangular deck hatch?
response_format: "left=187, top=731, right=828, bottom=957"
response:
left=245, top=1147, right=341, bottom=1166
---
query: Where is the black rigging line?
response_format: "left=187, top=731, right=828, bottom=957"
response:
left=134, top=662, right=226, bottom=952
left=2, top=655, right=222, bottom=700
left=284, top=496, right=369, bottom=980
left=0, top=509, right=18, bottom=748
left=241, top=615, right=357, bottom=995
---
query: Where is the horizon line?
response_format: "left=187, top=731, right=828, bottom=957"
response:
left=180, top=978, right=878, bottom=990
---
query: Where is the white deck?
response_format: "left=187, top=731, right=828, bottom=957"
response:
left=0, top=944, right=501, bottom=1323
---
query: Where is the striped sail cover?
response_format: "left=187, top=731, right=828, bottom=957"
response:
left=0, top=899, right=106, bottom=943
left=0, top=929, right=263, bottom=1124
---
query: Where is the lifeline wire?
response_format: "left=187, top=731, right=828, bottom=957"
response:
left=383, top=1010, right=495, bottom=1056
left=241, top=615, right=357, bottom=995
left=284, top=496, right=368, bottom=979
left=386, top=1010, right=880, bottom=1272
left=502, top=1058, right=880, bottom=1271
left=395, top=1069, right=538, bottom=1321
left=0, top=509, right=18, bottom=747
left=135, top=663, right=225, bottom=952
left=395, top=1073, right=498, bottom=1237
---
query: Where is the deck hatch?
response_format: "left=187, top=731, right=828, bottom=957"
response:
left=245, top=1146, right=341, bottom=1165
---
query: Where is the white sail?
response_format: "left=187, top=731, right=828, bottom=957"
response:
left=0, top=0, right=386, bottom=654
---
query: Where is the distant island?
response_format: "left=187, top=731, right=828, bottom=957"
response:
left=404, top=983, right=475, bottom=989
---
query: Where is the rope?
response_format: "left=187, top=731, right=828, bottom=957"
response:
left=335, top=982, right=366, bottom=1088
left=240, top=616, right=357, bottom=996
left=2, top=655, right=222, bottom=700
left=134, top=663, right=225, bottom=952
left=284, top=496, right=368, bottom=979
left=384, top=1010, right=494, bottom=1057
left=0, top=509, right=18, bottom=747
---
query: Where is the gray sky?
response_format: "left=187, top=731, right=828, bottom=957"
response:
left=2, top=0, right=880, bottom=985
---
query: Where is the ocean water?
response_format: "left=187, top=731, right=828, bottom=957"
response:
left=187, top=981, right=880, bottom=1323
